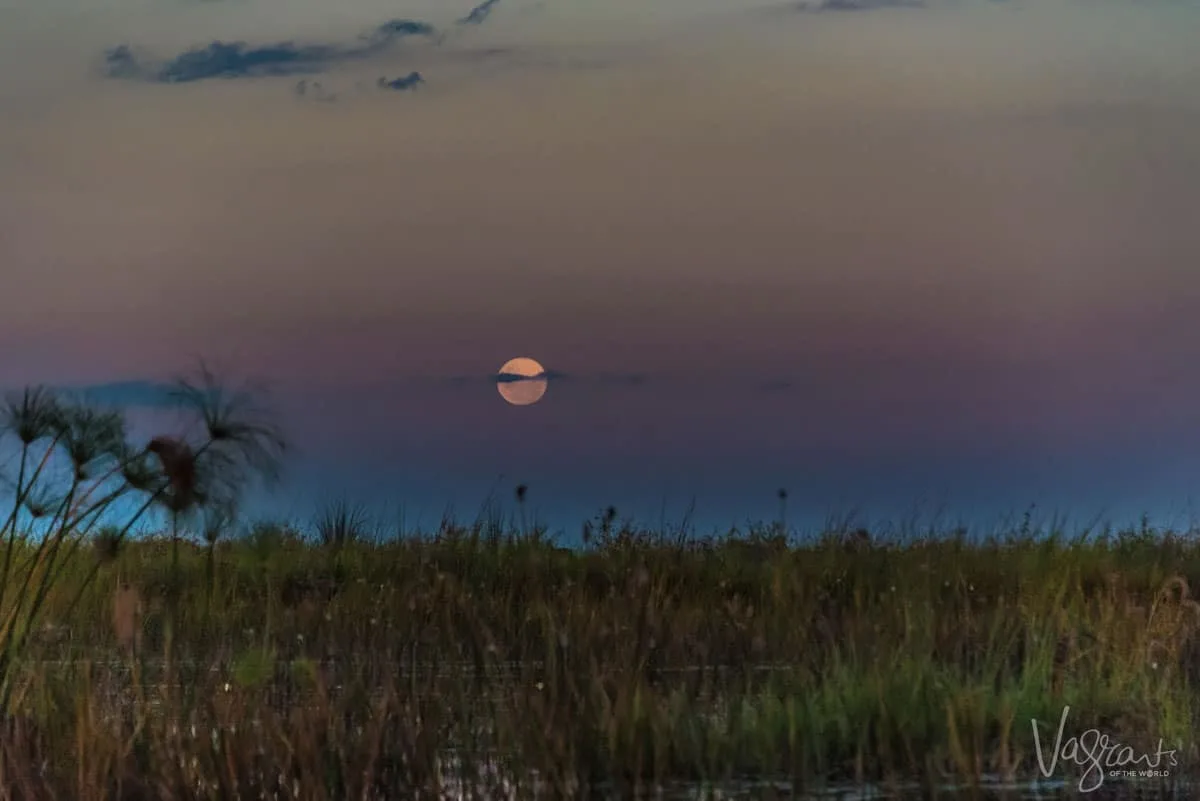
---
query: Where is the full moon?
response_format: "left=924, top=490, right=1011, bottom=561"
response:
left=497, top=357, right=548, bottom=406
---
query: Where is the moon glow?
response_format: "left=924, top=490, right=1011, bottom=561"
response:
left=497, top=357, right=548, bottom=406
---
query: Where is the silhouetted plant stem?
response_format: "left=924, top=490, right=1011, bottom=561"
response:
left=204, top=542, right=216, bottom=624
left=0, top=477, right=80, bottom=654
left=56, top=487, right=166, bottom=641
left=0, top=445, right=28, bottom=601
left=0, top=436, right=60, bottom=538
left=52, top=486, right=132, bottom=571
left=0, top=436, right=62, bottom=608
left=0, top=365, right=286, bottom=717
left=0, top=483, right=166, bottom=713
left=9, top=483, right=82, bottom=649
left=167, top=509, right=182, bottom=662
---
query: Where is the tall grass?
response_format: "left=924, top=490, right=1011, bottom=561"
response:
left=2, top=372, right=1197, bottom=798
left=0, top=515, right=1197, bottom=798
left=0, top=366, right=285, bottom=717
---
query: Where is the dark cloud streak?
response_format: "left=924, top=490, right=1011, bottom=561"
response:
left=366, top=20, right=437, bottom=41
left=792, top=0, right=924, bottom=9
left=377, top=72, right=425, bottom=91
left=483, top=371, right=650, bottom=386
left=53, top=381, right=181, bottom=409
left=105, top=18, right=438, bottom=84
left=495, top=369, right=560, bottom=384
left=159, top=41, right=339, bottom=82
left=457, top=0, right=503, bottom=26
left=294, top=79, right=338, bottom=102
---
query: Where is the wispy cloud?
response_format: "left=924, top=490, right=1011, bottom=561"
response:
left=444, top=370, right=653, bottom=387
left=367, top=20, right=439, bottom=41
left=457, top=0, right=504, bottom=26
left=294, top=79, right=338, bottom=102
left=496, top=368, right=562, bottom=384
left=377, top=72, right=425, bottom=92
left=104, top=18, right=438, bottom=84
left=52, top=380, right=181, bottom=409
left=795, top=0, right=924, bottom=9
left=443, top=369, right=565, bottom=386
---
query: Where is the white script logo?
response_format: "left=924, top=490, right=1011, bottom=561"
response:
left=1031, top=705, right=1178, bottom=793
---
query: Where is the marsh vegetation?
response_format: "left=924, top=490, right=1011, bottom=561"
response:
left=1, top=373, right=1197, bottom=799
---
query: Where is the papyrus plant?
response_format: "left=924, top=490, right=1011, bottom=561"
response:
left=0, top=364, right=285, bottom=713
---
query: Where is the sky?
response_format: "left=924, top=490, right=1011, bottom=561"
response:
left=3, top=0, right=1200, bottom=539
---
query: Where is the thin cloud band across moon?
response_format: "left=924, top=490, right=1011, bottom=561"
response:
left=497, top=357, right=549, bottom=406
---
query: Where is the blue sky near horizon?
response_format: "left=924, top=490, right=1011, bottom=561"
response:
left=3, top=0, right=1200, bottom=538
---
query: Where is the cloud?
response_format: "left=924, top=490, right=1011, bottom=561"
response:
left=366, top=20, right=438, bottom=42
left=158, top=41, right=341, bottom=82
left=104, top=18, right=438, bottom=83
left=453, top=372, right=799, bottom=392
left=294, top=79, right=338, bottom=102
left=457, top=0, right=503, bottom=26
left=103, top=46, right=141, bottom=79
left=429, top=370, right=665, bottom=392
left=377, top=72, right=425, bottom=91
left=795, top=0, right=924, bottom=9
left=54, top=381, right=182, bottom=409
left=453, top=371, right=650, bottom=387
left=442, top=370, right=564, bottom=386
left=495, top=368, right=563, bottom=384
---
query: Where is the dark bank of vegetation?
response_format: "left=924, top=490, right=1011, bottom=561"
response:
left=0, top=370, right=1197, bottom=799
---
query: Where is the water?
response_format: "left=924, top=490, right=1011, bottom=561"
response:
left=31, top=658, right=1195, bottom=800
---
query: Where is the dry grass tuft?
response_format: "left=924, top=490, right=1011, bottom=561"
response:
left=111, top=582, right=142, bottom=657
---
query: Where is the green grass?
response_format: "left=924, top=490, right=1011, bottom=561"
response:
left=0, top=518, right=1198, bottom=798
left=1, top=373, right=1194, bottom=798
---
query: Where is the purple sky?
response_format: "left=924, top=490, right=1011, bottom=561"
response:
left=3, top=0, right=1200, bottom=537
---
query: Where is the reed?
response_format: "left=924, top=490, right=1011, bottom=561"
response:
left=2, top=369, right=1196, bottom=798
left=0, top=515, right=1196, bottom=798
